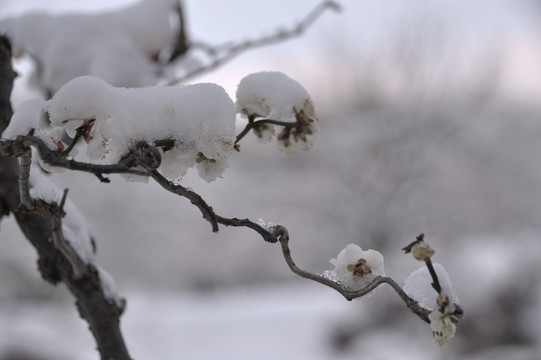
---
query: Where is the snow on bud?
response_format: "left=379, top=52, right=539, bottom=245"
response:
left=403, top=263, right=460, bottom=311
left=328, top=244, right=385, bottom=292
left=235, top=71, right=319, bottom=153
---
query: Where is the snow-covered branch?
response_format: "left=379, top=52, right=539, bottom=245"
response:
left=0, top=135, right=150, bottom=182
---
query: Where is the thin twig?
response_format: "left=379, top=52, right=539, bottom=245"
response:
left=235, top=119, right=297, bottom=144
left=167, top=0, right=190, bottom=62
left=425, top=258, right=442, bottom=294
left=49, top=194, right=88, bottom=279
left=215, top=215, right=279, bottom=243
left=1, top=136, right=150, bottom=182
left=60, top=129, right=83, bottom=157
left=274, top=225, right=432, bottom=322
left=148, top=169, right=219, bottom=232
left=18, top=148, right=34, bottom=209
left=166, top=1, right=340, bottom=84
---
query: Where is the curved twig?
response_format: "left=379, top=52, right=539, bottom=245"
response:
left=215, top=215, right=279, bottom=243
left=148, top=169, right=219, bottom=232
left=273, top=225, right=432, bottom=322
left=165, top=1, right=340, bottom=84
left=235, top=118, right=297, bottom=144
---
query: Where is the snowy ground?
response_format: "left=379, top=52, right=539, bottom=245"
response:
left=1, top=275, right=540, bottom=360
left=0, top=283, right=452, bottom=360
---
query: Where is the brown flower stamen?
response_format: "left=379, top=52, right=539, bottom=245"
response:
left=352, top=258, right=372, bottom=277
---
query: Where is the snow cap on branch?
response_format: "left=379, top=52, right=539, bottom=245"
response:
left=1, top=99, right=61, bottom=150
left=403, top=263, right=460, bottom=311
left=46, top=76, right=237, bottom=182
left=236, top=71, right=319, bottom=153
left=329, top=244, right=385, bottom=293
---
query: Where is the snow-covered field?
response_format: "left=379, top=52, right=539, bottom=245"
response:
left=0, top=283, right=463, bottom=360
left=1, top=277, right=539, bottom=360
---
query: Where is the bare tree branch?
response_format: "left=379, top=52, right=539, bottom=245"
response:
left=165, top=1, right=340, bottom=84
left=167, top=0, right=190, bottom=62
left=0, top=135, right=150, bottom=182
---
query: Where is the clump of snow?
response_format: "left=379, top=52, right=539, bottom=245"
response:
left=29, top=164, right=95, bottom=264
left=256, top=218, right=276, bottom=231
left=1, top=99, right=60, bottom=149
left=236, top=71, right=319, bottom=153
left=403, top=263, right=460, bottom=311
left=0, top=0, right=174, bottom=94
left=319, top=269, right=340, bottom=283
left=328, top=244, right=385, bottom=293
left=46, top=76, right=237, bottom=182
left=96, top=265, right=124, bottom=309
left=236, top=71, right=312, bottom=120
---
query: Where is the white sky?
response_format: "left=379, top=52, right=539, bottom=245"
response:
left=2, top=0, right=541, bottom=104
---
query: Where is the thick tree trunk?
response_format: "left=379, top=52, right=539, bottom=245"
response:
left=0, top=35, right=131, bottom=360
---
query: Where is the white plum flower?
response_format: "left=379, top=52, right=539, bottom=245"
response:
left=329, top=244, right=385, bottom=292
left=428, top=293, right=458, bottom=346
left=196, top=155, right=229, bottom=183
left=252, top=123, right=275, bottom=144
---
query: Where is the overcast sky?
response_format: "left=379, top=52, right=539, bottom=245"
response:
left=2, top=0, right=541, bottom=105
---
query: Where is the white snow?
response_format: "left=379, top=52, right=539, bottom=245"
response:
left=403, top=263, right=460, bottom=311
left=236, top=71, right=313, bottom=121
left=96, top=265, right=124, bottom=308
left=0, top=98, right=60, bottom=150
left=28, top=165, right=95, bottom=264
left=0, top=0, right=174, bottom=93
left=46, top=75, right=237, bottom=182
left=256, top=217, right=276, bottom=231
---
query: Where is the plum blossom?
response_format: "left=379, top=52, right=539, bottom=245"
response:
left=252, top=123, right=275, bottom=144
left=429, top=293, right=458, bottom=346
left=235, top=71, right=319, bottom=153
left=329, top=244, right=385, bottom=292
